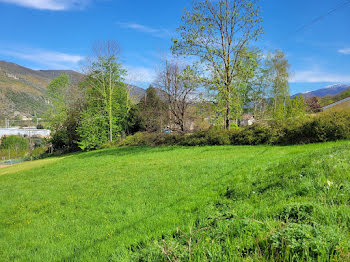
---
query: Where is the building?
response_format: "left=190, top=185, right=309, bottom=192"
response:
left=240, top=114, right=255, bottom=127
left=0, top=128, right=51, bottom=138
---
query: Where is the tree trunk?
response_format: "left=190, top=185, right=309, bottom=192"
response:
left=225, top=107, right=230, bottom=130
left=225, top=83, right=231, bottom=130
left=109, top=65, right=113, bottom=142
left=180, top=119, right=185, bottom=133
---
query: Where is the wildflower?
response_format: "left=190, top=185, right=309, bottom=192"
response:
left=327, top=180, right=333, bottom=187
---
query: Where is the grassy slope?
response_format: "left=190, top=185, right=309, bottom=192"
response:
left=326, top=99, right=350, bottom=111
left=0, top=142, right=349, bottom=261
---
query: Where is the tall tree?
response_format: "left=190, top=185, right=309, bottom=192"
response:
left=78, top=40, right=129, bottom=150
left=138, top=86, right=168, bottom=132
left=247, top=55, right=271, bottom=120
left=267, top=50, right=291, bottom=121
left=84, top=40, right=128, bottom=142
left=155, top=59, right=199, bottom=132
left=285, top=95, right=306, bottom=120
left=172, top=0, right=263, bottom=129
left=46, top=74, right=71, bottom=130
left=47, top=74, right=85, bottom=151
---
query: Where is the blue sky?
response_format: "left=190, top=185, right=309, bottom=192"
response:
left=0, top=0, right=349, bottom=94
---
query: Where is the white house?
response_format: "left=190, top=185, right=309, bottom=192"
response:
left=240, top=114, right=255, bottom=127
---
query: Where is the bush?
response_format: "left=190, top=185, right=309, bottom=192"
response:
left=50, top=130, right=69, bottom=151
left=118, top=132, right=183, bottom=147
left=230, top=124, right=274, bottom=145
left=1, top=135, right=29, bottom=150
left=118, top=110, right=350, bottom=147
left=182, top=128, right=230, bottom=146
left=278, top=110, right=350, bottom=144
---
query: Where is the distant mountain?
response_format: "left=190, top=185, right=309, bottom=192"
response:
left=0, top=61, right=147, bottom=120
left=127, top=84, right=167, bottom=103
left=38, top=70, right=84, bottom=84
left=294, top=84, right=350, bottom=98
left=128, top=84, right=146, bottom=103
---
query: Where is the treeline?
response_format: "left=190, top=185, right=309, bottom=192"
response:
left=118, top=110, right=350, bottom=147
left=44, top=0, right=346, bottom=152
left=46, top=49, right=308, bottom=152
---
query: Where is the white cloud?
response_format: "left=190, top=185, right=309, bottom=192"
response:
left=290, top=70, right=350, bottom=83
left=117, top=22, right=172, bottom=38
left=0, top=47, right=83, bottom=69
left=338, top=48, right=350, bottom=55
left=0, top=0, right=90, bottom=10
left=125, top=66, right=157, bottom=85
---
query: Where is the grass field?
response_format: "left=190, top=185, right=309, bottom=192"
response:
left=0, top=141, right=349, bottom=261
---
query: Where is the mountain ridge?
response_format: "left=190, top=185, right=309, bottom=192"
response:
left=0, top=61, right=147, bottom=119
left=295, top=84, right=350, bottom=98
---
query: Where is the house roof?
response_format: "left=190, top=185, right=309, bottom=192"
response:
left=242, top=114, right=254, bottom=120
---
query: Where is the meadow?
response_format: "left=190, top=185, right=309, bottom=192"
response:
left=0, top=141, right=349, bottom=261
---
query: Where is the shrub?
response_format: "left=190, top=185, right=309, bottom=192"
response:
left=118, top=132, right=183, bottom=147
left=205, top=128, right=231, bottom=145
left=50, top=129, right=69, bottom=151
left=279, top=110, right=350, bottom=144
left=118, top=110, right=350, bottom=147
left=230, top=124, right=274, bottom=145
left=182, top=128, right=230, bottom=146
left=1, top=135, right=29, bottom=150
left=180, top=128, right=230, bottom=146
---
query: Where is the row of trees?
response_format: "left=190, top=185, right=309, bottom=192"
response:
left=46, top=0, right=319, bottom=151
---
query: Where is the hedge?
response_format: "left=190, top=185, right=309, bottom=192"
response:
left=116, top=110, right=350, bottom=147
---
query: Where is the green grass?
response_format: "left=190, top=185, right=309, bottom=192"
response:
left=0, top=141, right=349, bottom=261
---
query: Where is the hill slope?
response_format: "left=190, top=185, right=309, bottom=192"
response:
left=0, top=61, right=85, bottom=119
left=0, top=61, right=147, bottom=119
left=323, top=97, right=350, bottom=110
left=0, top=61, right=50, bottom=118
left=0, top=141, right=349, bottom=261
